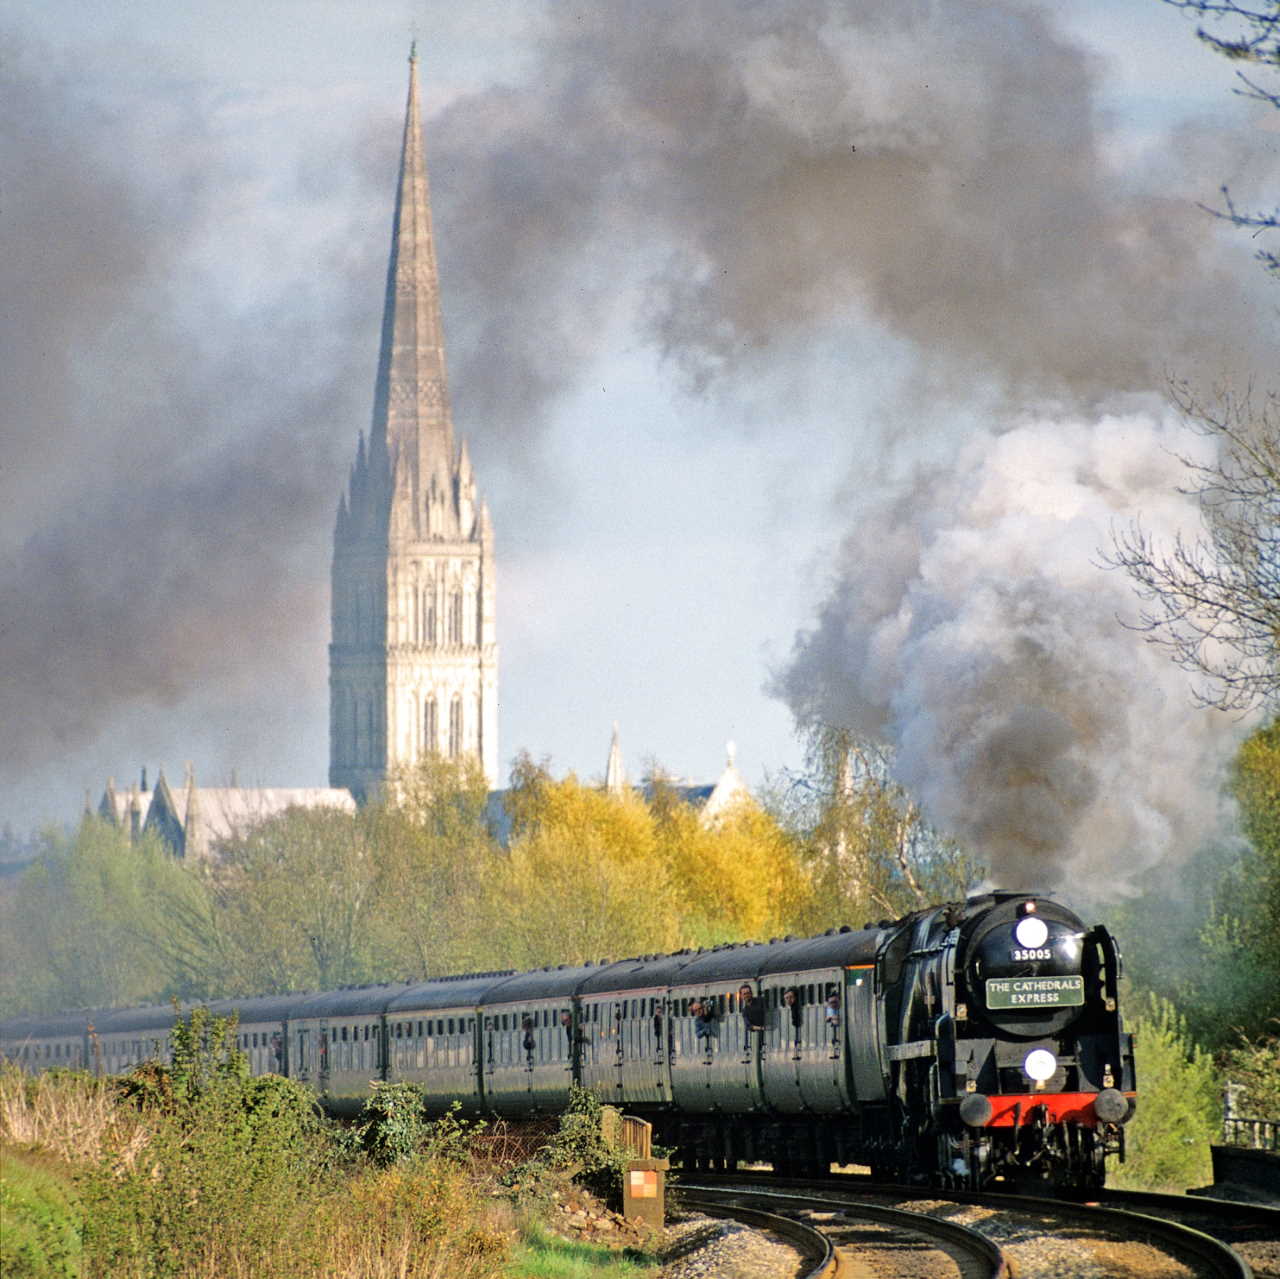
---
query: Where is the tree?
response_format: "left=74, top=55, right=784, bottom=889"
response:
left=1109, top=993, right=1219, bottom=1190
left=765, top=726, right=981, bottom=931
left=370, top=755, right=501, bottom=978
left=1163, top=1, right=1278, bottom=274
left=0, top=818, right=216, bottom=1016
left=1107, top=384, right=1279, bottom=712
left=211, top=806, right=383, bottom=993
left=478, top=771, right=677, bottom=969
left=657, top=801, right=810, bottom=946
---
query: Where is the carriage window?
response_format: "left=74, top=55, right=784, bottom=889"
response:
left=341, top=1027, right=348, bottom=1042
left=448, top=1019, right=455, bottom=1035
left=331, top=1028, right=338, bottom=1043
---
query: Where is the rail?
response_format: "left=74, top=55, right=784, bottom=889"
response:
left=686, top=1173, right=1261, bottom=1279
left=679, top=1190, right=838, bottom=1279
left=682, top=1183, right=1007, bottom=1279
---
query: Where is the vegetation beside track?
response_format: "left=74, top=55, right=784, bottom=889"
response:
left=0, top=1015, right=652, bottom=1279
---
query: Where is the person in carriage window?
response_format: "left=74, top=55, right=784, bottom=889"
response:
left=692, top=999, right=716, bottom=1042
left=521, top=1016, right=536, bottom=1059
left=560, top=1010, right=584, bottom=1048
left=783, top=987, right=803, bottom=1041
left=739, top=985, right=764, bottom=1032
left=825, top=993, right=841, bottom=1035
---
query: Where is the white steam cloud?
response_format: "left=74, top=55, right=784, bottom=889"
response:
left=774, top=411, right=1239, bottom=886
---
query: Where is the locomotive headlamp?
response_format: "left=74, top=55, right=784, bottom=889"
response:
left=1014, top=916, right=1049, bottom=949
left=1024, top=1048, right=1057, bottom=1082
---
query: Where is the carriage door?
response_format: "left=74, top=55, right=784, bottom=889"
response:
left=317, top=1021, right=331, bottom=1094
left=611, top=1000, right=626, bottom=1096
left=295, top=1026, right=312, bottom=1086
left=846, top=966, right=885, bottom=1101
left=485, top=1015, right=495, bottom=1082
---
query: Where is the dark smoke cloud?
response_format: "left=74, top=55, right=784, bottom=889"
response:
left=422, top=0, right=1272, bottom=882
left=0, top=35, right=381, bottom=785
left=3, top=1, right=1273, bottom=860
left=429, top=0, right=1272, bottom=444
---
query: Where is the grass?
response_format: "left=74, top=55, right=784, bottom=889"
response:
left=506, top=1223, right=659, bottom=1279
left=0, top=1144, right=83, bottom=1278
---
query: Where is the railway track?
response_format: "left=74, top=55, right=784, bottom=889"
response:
left=1098, top=1190, right=1280, bottom=1279
left=681, top=1184, right=1007, bottom=1279
left=683, top=1174, right=1275, bottom=1278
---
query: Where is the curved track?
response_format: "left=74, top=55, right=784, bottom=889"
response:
left=1098, top=1190, right=1280, bottom=1279
left=685, top=1173, right=1269, bottom=1279
left=678, top=1192, right=838, bottom=1278
left=681, top=1184, right=1007, bottom=1279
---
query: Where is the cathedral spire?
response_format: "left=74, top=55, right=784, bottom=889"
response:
left=371, top=43, right=454, bottom=499
left=331, top=54, right=498, bottom=797
left=605, top=723, right=627, bottom=795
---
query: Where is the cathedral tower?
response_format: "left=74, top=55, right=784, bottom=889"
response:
left=330, top=47, right=498, bottom=798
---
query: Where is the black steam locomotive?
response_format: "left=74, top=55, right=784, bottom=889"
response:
left=0, top=890, right=1134, bottom=1193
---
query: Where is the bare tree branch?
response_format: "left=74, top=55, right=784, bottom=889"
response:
left=1104, top=384, right=1280, bottom=712
left=1164, top=1, right=1280, bottom=273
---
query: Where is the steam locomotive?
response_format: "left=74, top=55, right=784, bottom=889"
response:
left=0, top=890, right=1134, bottom=1193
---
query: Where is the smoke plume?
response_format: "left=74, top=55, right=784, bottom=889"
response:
left=772, top=413, right=1236, bottom=886
left=2, top=0, right=1274, bottom=864
left=0, top=36, right=380, bottom=789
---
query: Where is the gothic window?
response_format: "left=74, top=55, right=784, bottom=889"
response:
left=449, top=589, right=462, bottom=645
left=424, top=699, right=438, bottom=754
left=425, top=587, right=436, bottom=647
left=448, top=695, right=462, bottom=758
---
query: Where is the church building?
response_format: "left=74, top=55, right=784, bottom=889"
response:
left=329, top=46, right=499, bottom=799
left=95, top=52, right=749, bottom=856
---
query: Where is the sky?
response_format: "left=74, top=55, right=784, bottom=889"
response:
left=2, top=0, right=1276, bottom=886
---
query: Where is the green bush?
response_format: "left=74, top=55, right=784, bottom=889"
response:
left=1112, top=994, right=1219, bottom=1190
left=0, top=1147, right=83, bottom=1278
left=504, top=1088, right=629, bottom=1209
left=360, top=1081, right=428, bottom=1166
left=80, top=1009, right=331, bottom=1277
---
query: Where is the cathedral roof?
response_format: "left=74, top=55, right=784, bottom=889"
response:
left=97, top=773, right=356, bottom=859
left=151, top=786, right=356, bottom=847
